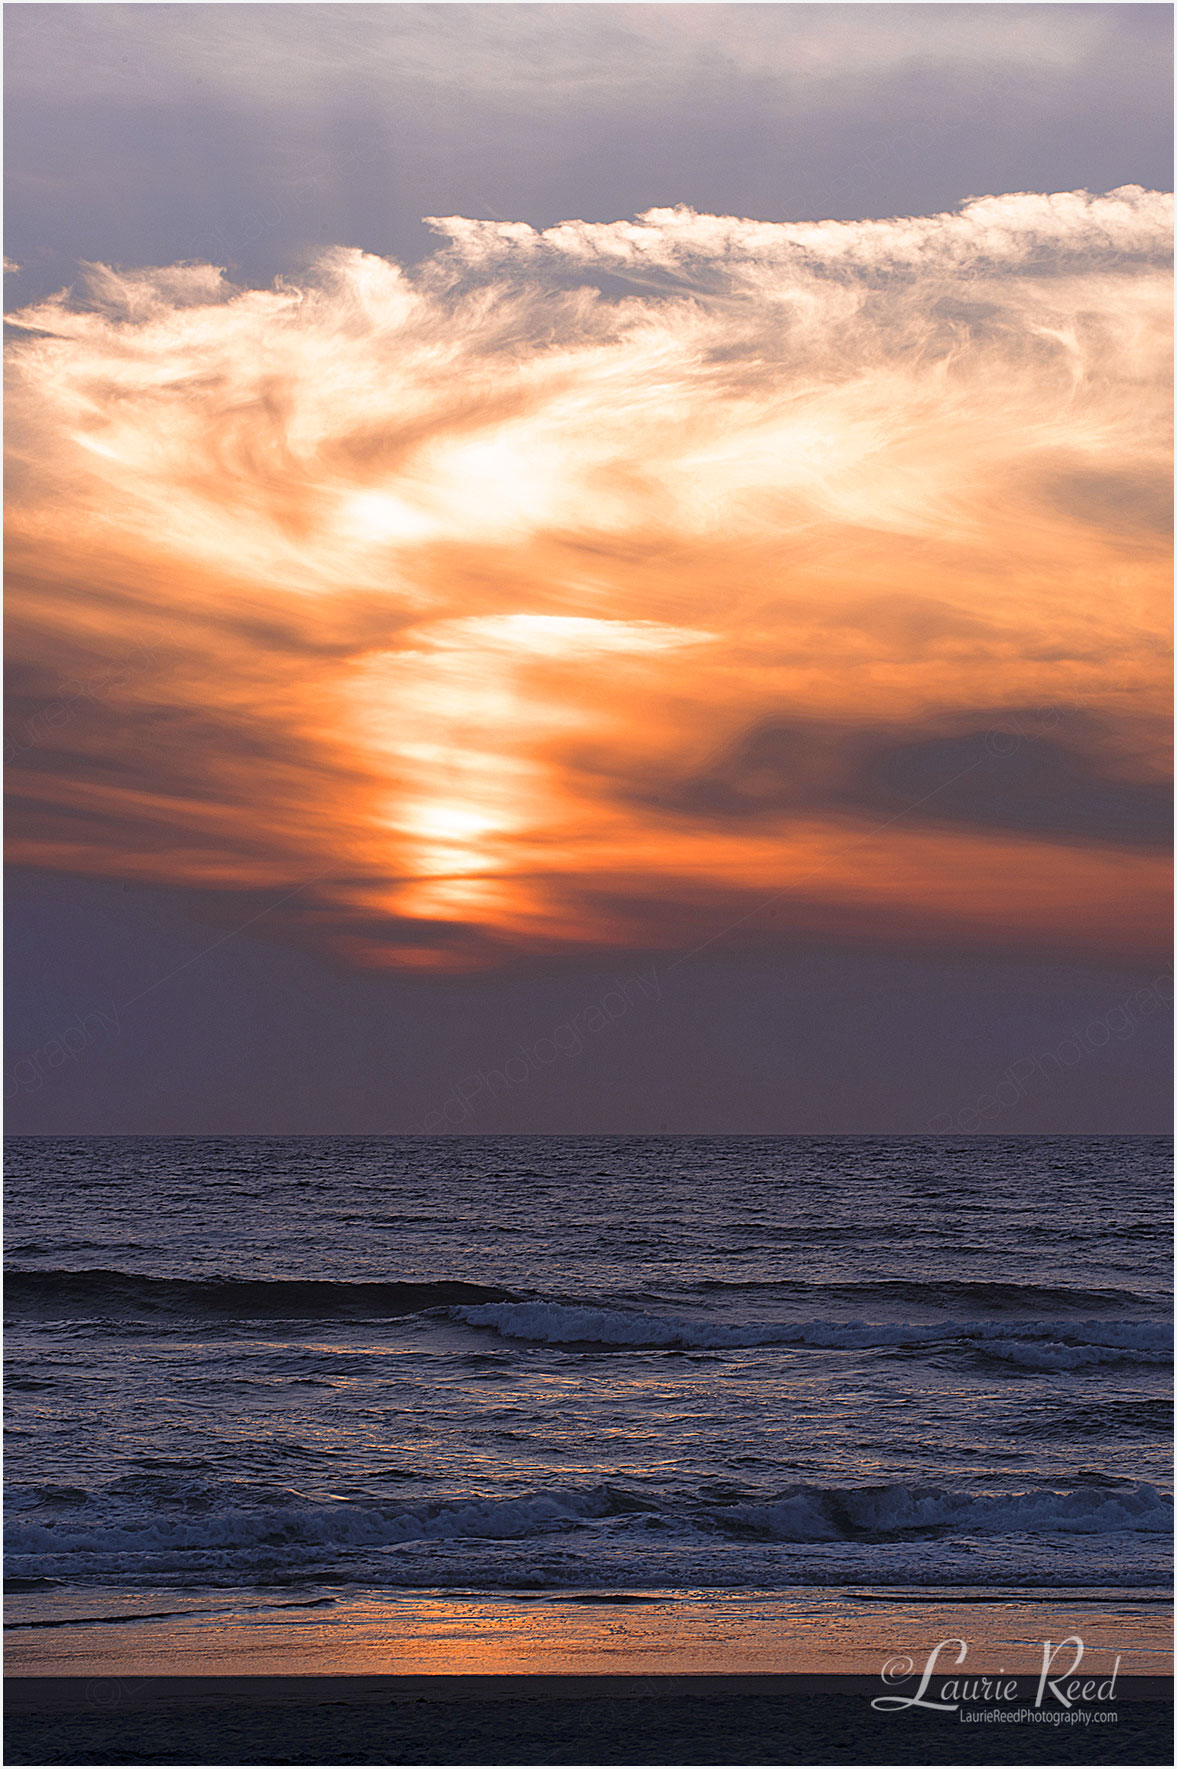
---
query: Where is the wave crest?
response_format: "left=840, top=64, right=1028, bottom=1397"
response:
left=452, top=1300, right=1172, bottom=1368
left=4, top=1267, right=515, bottom=1320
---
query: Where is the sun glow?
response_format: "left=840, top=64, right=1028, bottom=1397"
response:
left=5, top=194, right=1171, bottom=969
left=341, top=489, right=438, bottom=545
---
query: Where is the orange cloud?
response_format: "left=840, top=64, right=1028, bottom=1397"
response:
left=5, top=191, right=1171, bottom=970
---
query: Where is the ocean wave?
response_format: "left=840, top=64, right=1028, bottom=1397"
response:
left=5, top=1269, right=1170, bottom=1371
left=973, top=1336, right=1173, bottom=1372
left=1010, top=1398, right=1173, bottom=1439
left=452, top=1300, right=1172, bottom=1367
left=6, top=1487, right=615, bottom=1561
left=6, top=1479, right=1169, bottom=1593
left=713, top=1481, right=1172, bottom=1542
left=3, top=1268, right=516, bottom=1320
left=695, top=1278, right=1160, bottom=1312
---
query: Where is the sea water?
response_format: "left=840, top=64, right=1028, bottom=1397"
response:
left=5, top=1136, right=1171, bottom=1612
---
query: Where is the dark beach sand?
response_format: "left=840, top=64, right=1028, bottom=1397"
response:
left=7, top=1594, right=1170, bottom=1764
left=5, top=1672, right=1172, bottom=1765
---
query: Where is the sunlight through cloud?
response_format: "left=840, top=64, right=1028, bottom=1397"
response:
left=5, top=192, right=1171, bottom=969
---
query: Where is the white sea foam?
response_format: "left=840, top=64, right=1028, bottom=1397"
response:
left=7, top=1476, right=1170, bottom=1601
left=5, top=1489, right=611, bottom=1562
left=7, top=1479, right=1169, bottom=1573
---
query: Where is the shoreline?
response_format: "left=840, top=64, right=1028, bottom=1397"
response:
left=6, top=1585, right=1171, bottom=1679
left=6, top=1587, right=1171, bottom=1761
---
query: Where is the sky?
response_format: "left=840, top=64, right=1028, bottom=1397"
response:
left=4, top=2, right=1172, bottom=1134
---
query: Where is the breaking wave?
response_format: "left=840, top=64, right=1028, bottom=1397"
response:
left=452, top=1300, right=1172, bottom=1368
left=6, top=1476, right=1169, bottom=1592
left=7, top=1270, right=1168, bottom=1373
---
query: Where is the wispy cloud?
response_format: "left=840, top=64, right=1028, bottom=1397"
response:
left=6, top=191, right=1171, bottom=969
left=4, top=5, right=1125, bottom=111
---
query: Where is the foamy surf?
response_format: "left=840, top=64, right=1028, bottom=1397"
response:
left=6, top=1477, right=1170, bottom=1594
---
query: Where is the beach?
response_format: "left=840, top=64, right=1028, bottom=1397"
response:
left=6, top=1589, right=1172, bottom=1764
left=6, top=1671, right=1171, bottom=1765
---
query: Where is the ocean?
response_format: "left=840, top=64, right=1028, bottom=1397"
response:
left=5, top=1135, right=1172, bottom=1629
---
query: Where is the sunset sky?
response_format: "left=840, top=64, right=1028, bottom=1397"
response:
left=5, top=3, right=1172, bottom=1133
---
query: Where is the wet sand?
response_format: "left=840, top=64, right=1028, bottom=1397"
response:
left=6, top=1585, right=1171, bottom=1678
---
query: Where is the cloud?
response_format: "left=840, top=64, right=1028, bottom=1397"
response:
left=658, top=709, right=1172, bottom=849
left=5, top=191, right=1171, bottom=969
left=6, top=3, right=1170, bottom=314
left=429, top=186, right=1173, bottom=277
left=2, top=5, right=1135, bottom=113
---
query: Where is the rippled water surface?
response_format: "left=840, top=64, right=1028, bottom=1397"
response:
left=5, top=1135, right=1171, bottom=1603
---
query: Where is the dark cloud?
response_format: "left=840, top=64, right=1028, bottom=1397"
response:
left=655, top=709, right=1172, bottom=849
left=864, top=727, right=1172, bottom=849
